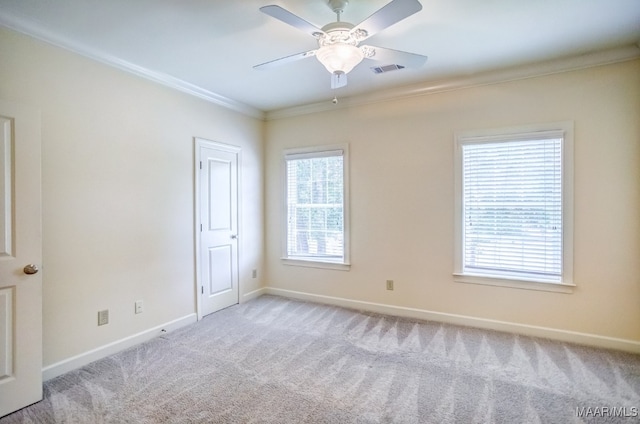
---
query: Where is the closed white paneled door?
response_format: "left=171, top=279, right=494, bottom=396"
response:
left=196, top=139, right=240, bottom=318
left=0, top=101, right=42, bottom=417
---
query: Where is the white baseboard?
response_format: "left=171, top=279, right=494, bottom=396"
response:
left=42, top=313, right=197, bottom=381
left=265, top=287, right=640, bottom=354
left=242, top=287, right=267, bottom=303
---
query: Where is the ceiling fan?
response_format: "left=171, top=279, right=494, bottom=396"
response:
left=254, top=0, right=428, bottom=89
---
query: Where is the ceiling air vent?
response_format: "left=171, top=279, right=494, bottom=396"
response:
left=370, top=64, right=406, bottom=74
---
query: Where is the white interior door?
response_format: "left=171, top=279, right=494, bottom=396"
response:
left=0, top=100, right=42, bottom=417
left=196, top=139, right=240, bottom=317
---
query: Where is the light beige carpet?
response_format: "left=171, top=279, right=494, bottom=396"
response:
left=2, top=295, right=639, bottom=423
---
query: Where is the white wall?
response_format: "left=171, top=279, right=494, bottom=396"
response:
left=0, top=28, right=264, bottom=366
left=265, top=59, right=640, bottom=345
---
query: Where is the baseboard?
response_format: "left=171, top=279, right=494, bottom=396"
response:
left=265, top=287, right=640, bottom=354
left=42, top=313, right=198, bottom=381
left=242, top=287, right=267, bottom=303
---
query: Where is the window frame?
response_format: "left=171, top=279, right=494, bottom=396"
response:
left=453, top=122, right=574, bottom=293
left=282, top=144, right=350, bottom=271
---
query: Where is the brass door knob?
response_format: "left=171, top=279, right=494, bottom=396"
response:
left=23, top=264, right=39, bottom=275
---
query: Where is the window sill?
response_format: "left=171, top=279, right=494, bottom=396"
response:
left=282, top=258, right=350, bottom=271
left=453, top=273, right=575, bottom=293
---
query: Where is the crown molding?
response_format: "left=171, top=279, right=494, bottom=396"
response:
left=0, top=15, right=265, bottom=120
left=265, top=44, right=640, bottom=121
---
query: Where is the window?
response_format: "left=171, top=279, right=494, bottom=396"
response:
left=283, top=145, right=349, bottom=269
left=454, top=123, right=573, bottom=292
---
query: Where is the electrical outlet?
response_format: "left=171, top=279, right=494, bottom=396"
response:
left=252, top=269, right=257, bottom=278
left=386, top=280, right=394, bottom=291
left=98, top=309, right=109, bottom=326
left=135, top=300, right=144, bottom=314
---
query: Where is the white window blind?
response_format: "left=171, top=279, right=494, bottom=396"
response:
left=461, top=134, right=563, bottom=282
left=285, top=150, right=345, bottom=263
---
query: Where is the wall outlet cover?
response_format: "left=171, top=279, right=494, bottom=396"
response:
left=98, top=309, right=109, bottom=326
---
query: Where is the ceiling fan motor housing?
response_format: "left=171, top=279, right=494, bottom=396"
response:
left=321, top=22, right=355, bottom=40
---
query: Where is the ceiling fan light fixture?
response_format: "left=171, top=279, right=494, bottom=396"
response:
left=256, top=0, right=428, bottom=88
left=316, top=43, right=364, bottom=74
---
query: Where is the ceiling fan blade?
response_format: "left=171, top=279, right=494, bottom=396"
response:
left=361, top=45, right=427, bottom=68
left=254, top=50, right=317, bottom=70
left=260, top=5, right=325, bottom=38
left=351, top=0, right=422, bottom=41
left=331, top=72, right=348, bottom=89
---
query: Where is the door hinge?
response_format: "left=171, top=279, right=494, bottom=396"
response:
left=200, top=224, right=203, bottom=232
left=201, top=286, right=204, bottom=294
left=199, top=161, right=202, bottom=169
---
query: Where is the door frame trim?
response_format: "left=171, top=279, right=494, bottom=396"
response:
left=194, top=137, right=241, bottom=321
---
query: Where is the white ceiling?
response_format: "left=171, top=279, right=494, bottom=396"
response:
left=1, top=0, right=639, bottom=115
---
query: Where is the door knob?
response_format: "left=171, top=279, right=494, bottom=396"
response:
left=23, top=264, right=39, bottom=275
left=230, top=234, right=237, bottom=239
